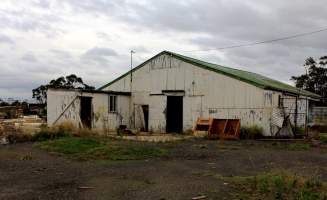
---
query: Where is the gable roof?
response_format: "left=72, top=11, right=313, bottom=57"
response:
left=98, top=51, right=320, bottom=99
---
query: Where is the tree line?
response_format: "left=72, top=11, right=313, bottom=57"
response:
left=32, top=74, right=94, bottom=104
left=291, top=56, right=327, bottom=104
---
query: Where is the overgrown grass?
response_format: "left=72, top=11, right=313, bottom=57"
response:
left=293, top=126, right=306, bottom=135
left=192, top=170, right=327, bottom=199
left=224, top=171, right=327, bottom=200
left=35, top=137, right=169, bottom=161
left=32, top=127, right=68, bottom=141
left=287, top=143, right=311, bottom=151
left=319, top=133, right=327, bottom=144
left=31, top=121, right=101, bottom=142
left=271, top=142, right=312, bottom=151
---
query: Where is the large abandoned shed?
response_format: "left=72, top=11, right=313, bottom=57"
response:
left=47, top=51, right=320, bottom=136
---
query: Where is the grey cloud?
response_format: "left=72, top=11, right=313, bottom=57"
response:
left=62, top=1, right=326, bottom=37
left=131, top=46, right=149, bottom=53
left=21, top=53, right=38, bottom=62
left=0, top=6, right=63, bottom=38
left=96, top=32, right=112, bottom=41
left=63, top=0, right=327, bottom=50
left=1, top=0, right=327, bottom=98
left=0, top=34, right=14, bottom=45
left=81, top=47, right=120, bottom=70
left=83, top=47, right=118, bottom=58
left=33, top=0, right=51, bottom=8
left=60, top=0, right=117, bottom=16
left=49, top=49, right=72, bottom=59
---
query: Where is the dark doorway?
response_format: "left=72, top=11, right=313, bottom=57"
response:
left=80, top=96, right=92, bottom=129
left=142, top=105, right=149, bottom=132
left=166, top=96, right=183, bottom=133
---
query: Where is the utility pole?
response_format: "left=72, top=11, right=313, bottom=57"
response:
left=130, top=50, right=135, bottom=128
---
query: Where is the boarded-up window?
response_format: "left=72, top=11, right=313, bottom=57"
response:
left=109, top=96, right=117, bottom=112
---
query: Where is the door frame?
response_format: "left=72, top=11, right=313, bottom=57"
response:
left=80, top=96, right=93, bottom=129
left=141, top=105, right=149, bottom=132
left=166, top=95, right=183, bottom=133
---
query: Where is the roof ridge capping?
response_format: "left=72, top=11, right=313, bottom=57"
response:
left=98, top=50, right=320, bottom=99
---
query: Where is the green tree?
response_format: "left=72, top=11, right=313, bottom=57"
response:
left=0, top=99, right=9, bottom=106
left=32, top=74, right=94, bottom=104
left=291, top=56, right=327, bottom=103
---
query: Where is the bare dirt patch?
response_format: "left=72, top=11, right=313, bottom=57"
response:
left=0, top=139, right=327, bottom=200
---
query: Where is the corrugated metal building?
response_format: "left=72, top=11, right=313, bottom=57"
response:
left=48, top=51, right=320, bottom=136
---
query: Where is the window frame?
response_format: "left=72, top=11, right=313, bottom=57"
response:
left=108, top=95, right=117, bottom=113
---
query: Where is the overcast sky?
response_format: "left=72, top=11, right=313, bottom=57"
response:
left=0, top=0, right=326, bottom=100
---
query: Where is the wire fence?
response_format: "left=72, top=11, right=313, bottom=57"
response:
left=309, top=107, right=327, bottom=126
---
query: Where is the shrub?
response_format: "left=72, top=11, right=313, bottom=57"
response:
left=240, top=125, right=263, bottom=139
left=0, top=125, right=32, bottom=143
left=5, top=130, right=33, bottom=143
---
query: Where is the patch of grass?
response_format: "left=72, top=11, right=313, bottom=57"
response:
left=287, top=143, right=311, bottom=151
left=227, top=172, right=327, bottom=200
left=36, top=137, right=101, bottom=154
left=35, top=137, right=169, bottom=161
left=224, top=171, right=327, bottom=200
left=192, top=170, right=327, bottom=200
left=319, top=133, right=327, bottom=144
left=293, top=126, right=306, bottom=135
left=18, top=153, right=33, bottom=160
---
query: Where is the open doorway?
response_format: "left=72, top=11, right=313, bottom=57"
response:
left=80, top=96, right=92, bottom=128
left=141, top=105, right=149, bottom=132
left=166, top=96, right=183, bottom=133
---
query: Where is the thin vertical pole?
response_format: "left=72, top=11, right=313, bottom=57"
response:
left=130, top=50, right=133, bottom=84
left=130, top=50, right=135, bottom=128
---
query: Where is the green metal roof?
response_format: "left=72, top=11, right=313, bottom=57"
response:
left=98, top=51, right=320, bottom=99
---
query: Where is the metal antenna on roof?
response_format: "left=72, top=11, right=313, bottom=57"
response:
left=130, top=50, right=135, bottom=83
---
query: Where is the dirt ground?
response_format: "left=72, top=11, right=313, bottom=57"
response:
left=0, top=139, right=327, bottom=200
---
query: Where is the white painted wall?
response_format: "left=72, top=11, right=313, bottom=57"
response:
left=47, top=89, right=130, bottom=132
left=102, top=53, right=309, bottom=136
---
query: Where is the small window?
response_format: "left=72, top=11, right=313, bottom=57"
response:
left=109, top=96, right=117, bottom=112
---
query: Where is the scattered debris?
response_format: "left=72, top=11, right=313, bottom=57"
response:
left=0, top=115, right=45, bottom=144
left=0, top=136, right=9, bottom=145
left=191, top=195, right=207, bottom=200
left=78, top=186, right=95, bottom=190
